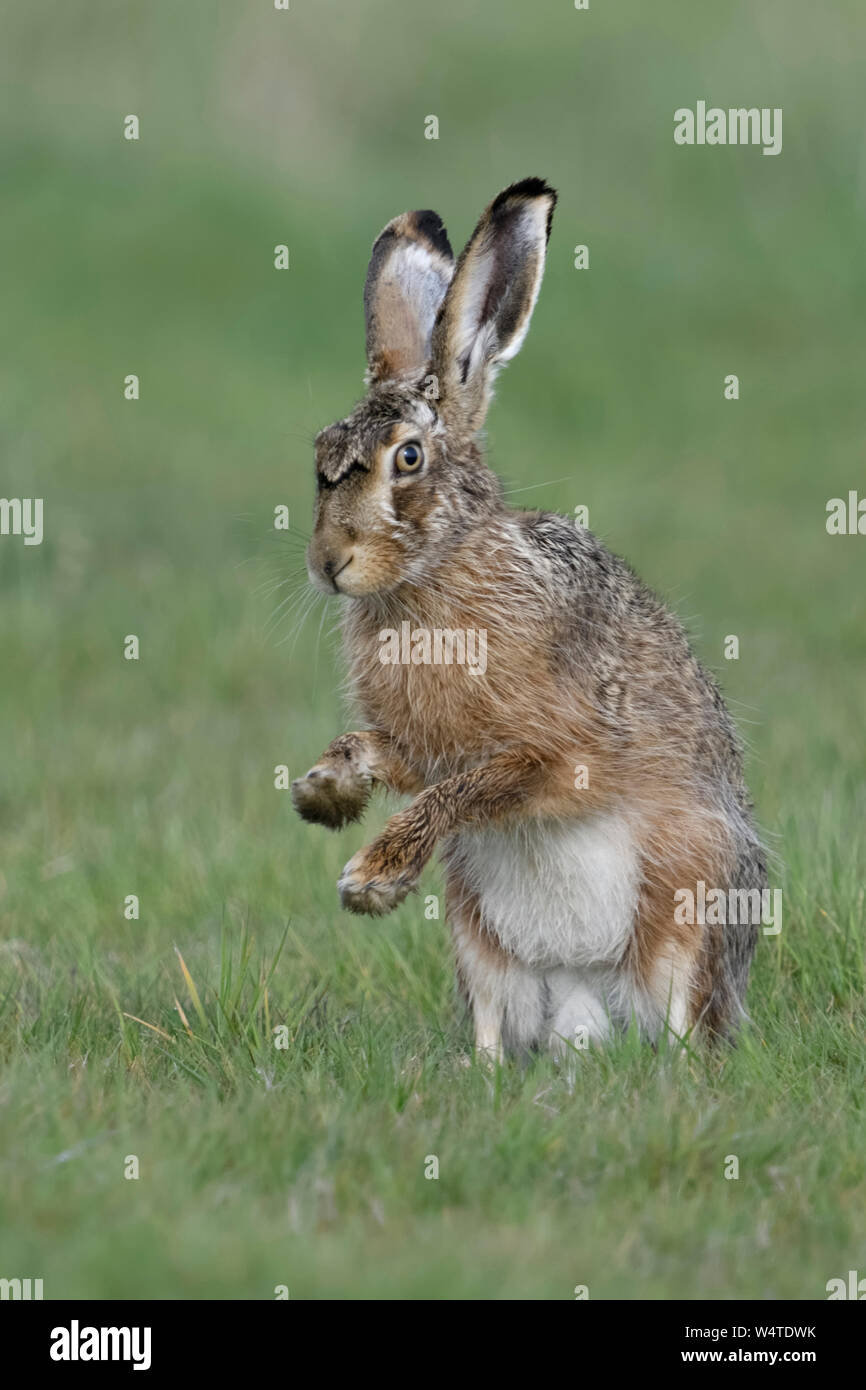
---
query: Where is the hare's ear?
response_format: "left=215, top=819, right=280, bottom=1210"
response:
left=430, top=178, right=556, bottom=431
left=364, top=210, right=454, bottom=384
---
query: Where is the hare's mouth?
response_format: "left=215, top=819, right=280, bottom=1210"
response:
left=330, top=556, right=353, bottom=591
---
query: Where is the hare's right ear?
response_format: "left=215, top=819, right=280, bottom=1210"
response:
left=364, top=210, right=454, bottom=385
left=430, top=178, right=556, bottom=432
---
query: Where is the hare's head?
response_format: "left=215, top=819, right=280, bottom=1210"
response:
left=307, top=178, right=557, bottom=597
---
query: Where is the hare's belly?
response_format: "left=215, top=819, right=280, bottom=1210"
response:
left=448, top=813, right=640, bottom=969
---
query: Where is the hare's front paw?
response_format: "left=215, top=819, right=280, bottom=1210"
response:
left=291, top=760, right=372, bottom=830
left=337, top=844, right=418, bottom=916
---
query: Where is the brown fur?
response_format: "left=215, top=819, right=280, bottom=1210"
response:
left=291, top=179, right=766, bottom=1054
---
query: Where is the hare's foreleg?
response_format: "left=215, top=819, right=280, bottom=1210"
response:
left=338, top=748, right=545, bottom=916
left=291, top=730, right=421, bottom=830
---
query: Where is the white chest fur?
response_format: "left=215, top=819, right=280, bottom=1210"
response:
left=447, top=812, right=640, bottom=970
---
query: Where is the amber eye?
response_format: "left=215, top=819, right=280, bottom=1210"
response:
left=394, top=441, right=424, bottom=474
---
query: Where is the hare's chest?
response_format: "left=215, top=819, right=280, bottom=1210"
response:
left=351, top=631, right=501, bottom=773
left=446, top=814, right=640, bottom=969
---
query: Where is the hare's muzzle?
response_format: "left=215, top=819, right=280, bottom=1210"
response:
left=307, top=538, right=355, bottom=594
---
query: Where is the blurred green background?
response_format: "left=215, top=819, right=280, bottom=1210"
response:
left=0, top=0, right=864, bottom=1300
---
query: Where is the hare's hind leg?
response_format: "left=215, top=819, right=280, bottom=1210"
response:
left=446, top=870, right=545, bottom=1061
left=472, top=997, right=505, bottom=1063
left=546, top=966, right=612, bottom=1057
left=620, top=891, right=699, bottom=1046
left=696, top=834, right=765, bottom=1041
left=614, top=806, right=758, bottom=1047
left=634, top=943, right=696, bottom=1046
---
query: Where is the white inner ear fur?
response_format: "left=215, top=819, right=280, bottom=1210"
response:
left=380, top=241, right=453, bottom=353
left=492, top=199, right=549, bottom=364
left=457, top=198, right=550, bottom=381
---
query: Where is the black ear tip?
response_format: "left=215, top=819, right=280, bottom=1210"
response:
left=509, top=176, right=557, bottom=203
left=494, top=177, right=558, bottom=208
left=409, top=209, right=454, bottom=261
left=489, top=178, right=557, bottom=240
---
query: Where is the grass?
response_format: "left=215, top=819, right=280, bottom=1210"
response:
left=0, top=0, right=864, bottom=1299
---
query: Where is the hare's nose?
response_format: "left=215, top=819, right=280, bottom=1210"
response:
left=324, top=555, right=353, bottom=581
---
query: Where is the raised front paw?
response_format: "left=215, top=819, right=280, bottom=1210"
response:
left=337, top=844, right=418, bottom=917
left=291, top=741, right=373, bottom=830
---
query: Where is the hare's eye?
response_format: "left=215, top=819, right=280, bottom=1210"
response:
left=394, top=441, right=424, bottom=475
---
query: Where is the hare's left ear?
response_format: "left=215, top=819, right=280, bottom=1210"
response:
left=430, top=178, right=556, bottom=431
left=364, top=210, right=454, bottom=384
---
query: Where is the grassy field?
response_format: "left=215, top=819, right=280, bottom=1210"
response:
left=1, top=0, right=864, bottom=1299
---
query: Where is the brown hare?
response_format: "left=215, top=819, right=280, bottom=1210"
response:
left=292, top=178, right=766, bottom=1060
